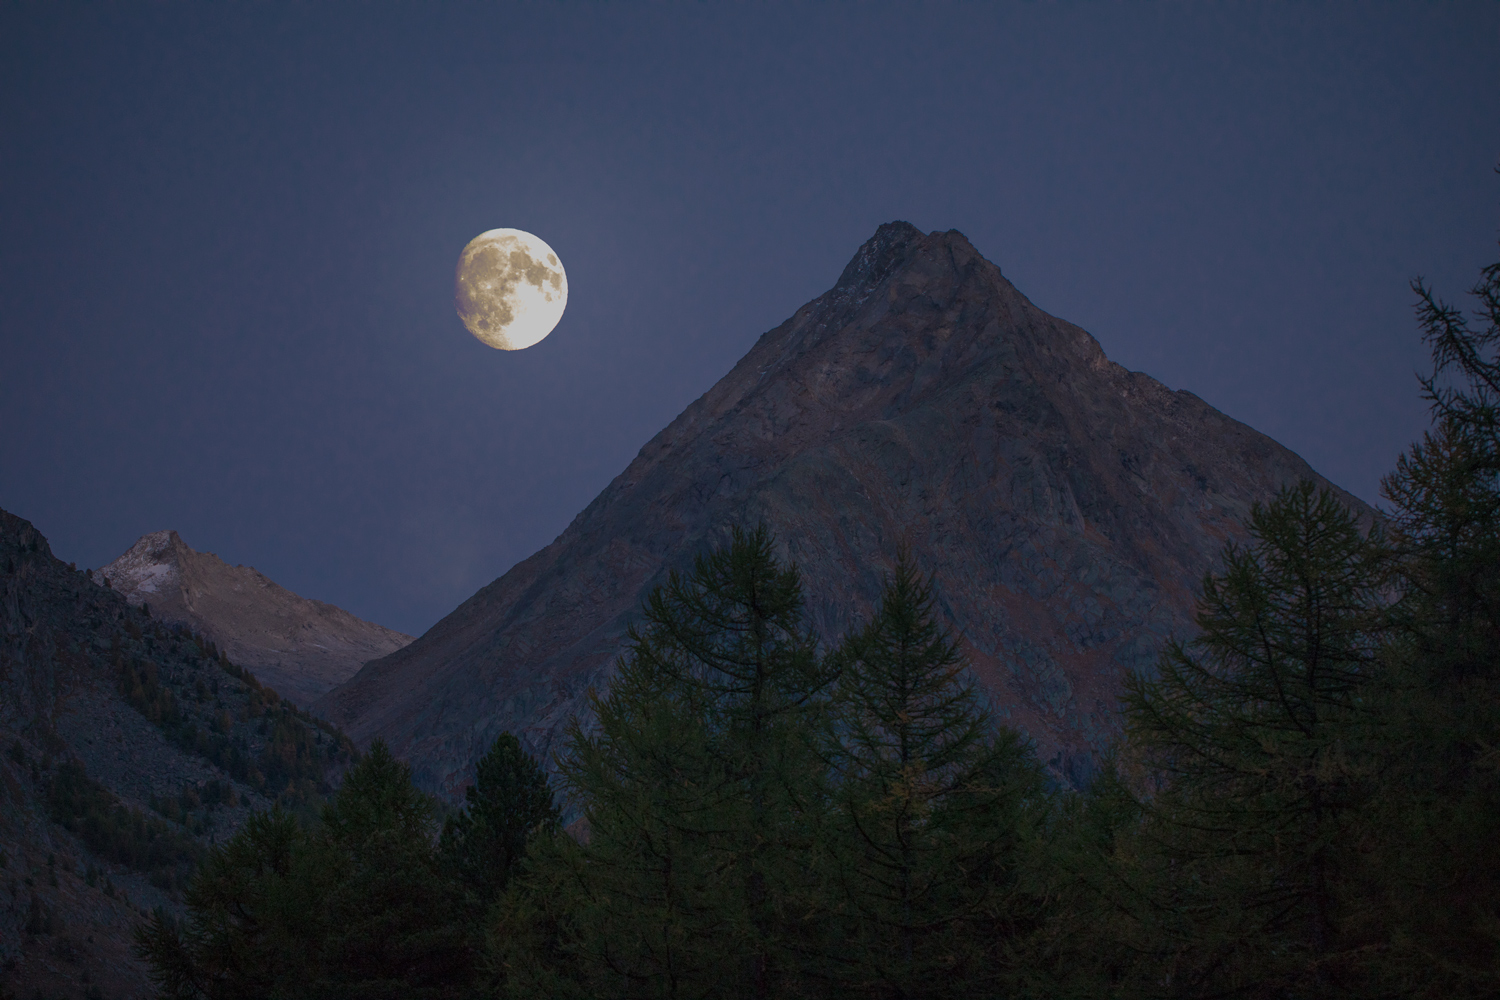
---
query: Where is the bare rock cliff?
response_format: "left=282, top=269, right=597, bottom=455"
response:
left=318, top=223, right=1369, bottom=794
left=96, top=531, right=412, bottom=708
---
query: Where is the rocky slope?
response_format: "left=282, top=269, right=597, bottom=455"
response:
left=0, top=509, right=357, bottom=1000
left=318, top=222, right=1369, bottom=798
left=95, top=530, right=413, bottom=709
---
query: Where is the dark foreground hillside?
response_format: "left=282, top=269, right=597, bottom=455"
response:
left=0, top=509, right=356, bottom=1000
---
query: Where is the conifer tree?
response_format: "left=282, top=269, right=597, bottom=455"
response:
left=819, top=552, right=1047, bottom=998
left=1386, top=249, right=1500, bottom=685
left=312, top=741, right=474, bottom=996
left=1362, top=239, right=1500, bottom=995
left=440, top=731, right=560, bottom=910
left=1019, top=758, right=1152, bottom=1000
left=500, top=525, right=836, bottom=998
left=137, top=741, right=475, bottom=999
left=497, top=667, right=735, bottom=998
left=136, top=808, right=313, bottom=1000
left=1121, top=482, right=1390, bottom=996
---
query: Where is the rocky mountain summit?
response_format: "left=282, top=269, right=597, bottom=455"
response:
left=319, top=222, right=1368, bottom=798
left=0, top=508, right=357, bottom=999
left=95, top=530, right=413, bottom=708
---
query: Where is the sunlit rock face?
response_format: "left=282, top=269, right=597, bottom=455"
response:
left=96, top=531, right=412, bottom=708
left=319, top=222, right=1368, bottom=797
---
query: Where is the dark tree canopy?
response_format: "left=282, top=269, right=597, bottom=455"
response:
left=135, top=740, right=521, bottom=1000
left=440, top=731, right=559, bottom=908
left=1121, top=483, right=1391, bottom=995
left=820, top=550, right=1047, bottom=997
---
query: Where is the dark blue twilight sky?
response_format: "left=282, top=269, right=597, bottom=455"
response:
left=2, top=4, right=1496, bottom=635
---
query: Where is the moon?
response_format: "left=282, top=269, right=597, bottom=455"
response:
left=454, top=229, right=568, bottom=350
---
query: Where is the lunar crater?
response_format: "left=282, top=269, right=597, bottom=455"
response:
left=455, top=229, right=568, bottom=350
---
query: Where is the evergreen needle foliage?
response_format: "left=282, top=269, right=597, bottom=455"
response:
left=820, top=550, right=1047, bottom=998
left=440, top=732, right=560, bottom=910
left=502, top=525, right=837, bottom=998
left=1121, top=482, right=1391, bottom=995
left=137, top=738, right=555, bottom=1000
left=1360, top=229, right=1500, bottom=997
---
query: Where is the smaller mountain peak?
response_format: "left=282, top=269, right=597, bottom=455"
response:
left=94, top=530, right=185, bottom=595
left=95, top=528, right=413, bottom=707
left=128, top=528, right=188, bottom=560
left=835, top=221, right=925, bottom=292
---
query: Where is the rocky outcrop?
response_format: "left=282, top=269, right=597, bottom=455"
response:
left=95, top=531, right=412, bottom=708
left=318, top=222, right=1369, bottom=797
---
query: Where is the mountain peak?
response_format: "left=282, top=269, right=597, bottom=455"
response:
left=318, top=226, right=1367, bottom=799
left=830, top=222, right=989, bottom=302
left=834, top=220, right=925, bottom=290
left=97, top=531, right=412, bottom=707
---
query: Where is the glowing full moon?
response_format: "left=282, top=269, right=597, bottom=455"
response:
left=454, top=229, right=568, bottom=350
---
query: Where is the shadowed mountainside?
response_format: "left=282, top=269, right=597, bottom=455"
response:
left=0, top=509, right=357, bottom=999
left=95, top=530, right=413, bottom=708
left=318, top=222, right=1370, bottom=797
